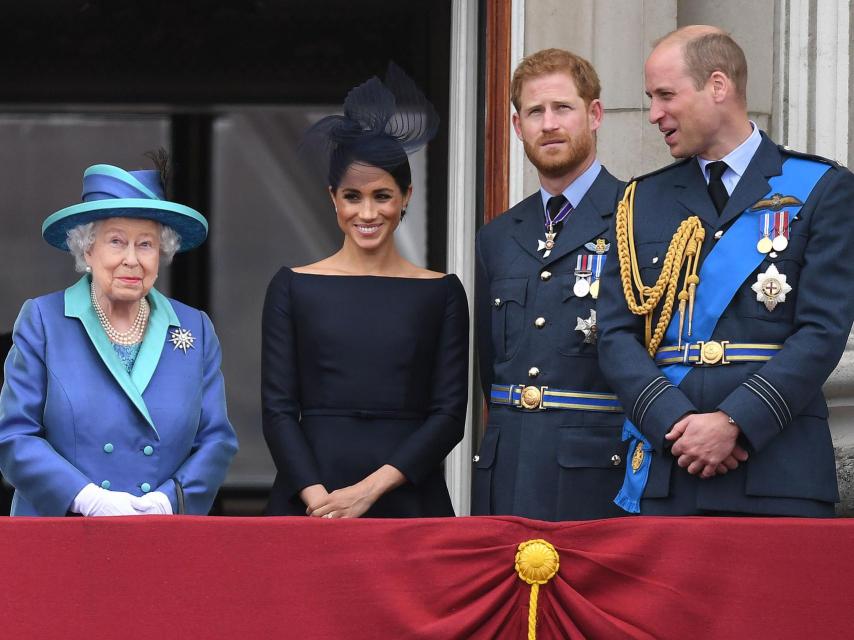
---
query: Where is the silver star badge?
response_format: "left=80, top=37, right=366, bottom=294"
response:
left=575, top=309, right=598, bottom=344
left=751, top=264, right=792, bottom=311
left=169, top=328, right=196, bottom=354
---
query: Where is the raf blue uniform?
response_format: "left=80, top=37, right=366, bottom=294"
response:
left=472, top=162, right=629, bottom=521
left=0, top=276, right=239, bottom=516
left=597, top=132, right=854, bottom=516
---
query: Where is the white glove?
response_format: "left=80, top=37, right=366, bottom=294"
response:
left=71, top=483, right=143, bottom=517
left=130, top=491, right=174, bottom=515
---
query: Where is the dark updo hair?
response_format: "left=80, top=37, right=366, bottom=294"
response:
left=302, top=62, right=438, bottom=198
left=329, top=137, right=412, bottom=194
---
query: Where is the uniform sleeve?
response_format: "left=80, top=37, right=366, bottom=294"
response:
left=718, top=167, right=854, bottom=451
left=157, top=310, right=239, bottom=514
left=0, top=300, right=91, bottom=515
left=475, top=234, right=494, bottom=398
left=386, top=275, right=469, bottom=484
left=596, top=217, right=697, bottom=452
left=261, top=268, right=324, bottom=499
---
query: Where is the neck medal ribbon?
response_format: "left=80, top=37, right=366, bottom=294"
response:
left=538, top=199, right=573, bottom=258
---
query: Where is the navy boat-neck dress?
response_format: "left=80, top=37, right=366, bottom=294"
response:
left=261, top=267, right=469, bottom=517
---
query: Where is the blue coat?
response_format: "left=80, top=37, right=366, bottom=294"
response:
left=0, top=276, right=238, bottom=516
left=597, top=134, right=854, bottom=516
left=472, top=167, right=630, bottom=521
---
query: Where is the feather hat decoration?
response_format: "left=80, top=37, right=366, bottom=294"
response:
left=302, top=62, right=439, bottom=186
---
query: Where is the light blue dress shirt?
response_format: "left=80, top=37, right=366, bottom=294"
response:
left=539, top=159, right=603, bottom=217
left=697, top=122, right=762, bottom=195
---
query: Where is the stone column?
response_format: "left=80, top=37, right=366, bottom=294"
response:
left=444, top=0, right=479, bottom=516
left=772, top=0, right=854, bottom=514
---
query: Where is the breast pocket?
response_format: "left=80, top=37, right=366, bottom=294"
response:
left=490, top=278, right=527, bottom=361
left=557, top=272, right=598, bottom=357
left=733, top=232, right=807, bottom=324
left=637, top=240, right=668, bottom=286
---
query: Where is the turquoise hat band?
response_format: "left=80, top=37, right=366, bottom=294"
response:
left=42, top=198, right=208, bottom=252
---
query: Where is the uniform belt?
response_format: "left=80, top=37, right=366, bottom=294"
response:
left=490, top=384, right=621, bottom=412
left=654, top=341, right=783, bottom=366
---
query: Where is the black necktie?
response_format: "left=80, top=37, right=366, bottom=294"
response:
left=546, top=195, right=568, bottom=234
left=546, top=195, right=567, bottom=219
left=707, top=161, right=729, bottom=214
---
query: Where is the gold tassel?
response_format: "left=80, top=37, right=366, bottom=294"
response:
left=615, top=182, right=705, bottom=356
left=515, top=540, right=560, bottom=640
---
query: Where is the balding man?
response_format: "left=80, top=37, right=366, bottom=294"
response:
left=596, top=26, right=854, bottom=516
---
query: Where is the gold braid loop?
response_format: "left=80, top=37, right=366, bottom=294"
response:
left=615, top=181, right=705, bottom=356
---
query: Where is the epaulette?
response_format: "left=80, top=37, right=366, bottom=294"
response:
left=625, top=156, right=693, bottom=184
left=778, top=144, right=843, bottom=169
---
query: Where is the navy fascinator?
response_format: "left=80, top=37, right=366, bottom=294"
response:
left=302, top=63, right=440, bottom=190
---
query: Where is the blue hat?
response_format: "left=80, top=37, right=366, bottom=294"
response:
left=42, top=164, right=208, bottom=252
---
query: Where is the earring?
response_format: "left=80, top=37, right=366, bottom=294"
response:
left=401, top=208, right=407, bottom=219
left=85, top=266, right=92, bottom=273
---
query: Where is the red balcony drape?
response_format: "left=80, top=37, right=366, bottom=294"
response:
left=1, top=515, right=852, bottom=639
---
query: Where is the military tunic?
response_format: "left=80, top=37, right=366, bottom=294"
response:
left=472, top=165, right=629, bottom=521
left=597, top=133, right=854, bottom=516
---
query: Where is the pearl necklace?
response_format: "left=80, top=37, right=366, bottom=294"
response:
left=90, top=282, right=149, bottom=345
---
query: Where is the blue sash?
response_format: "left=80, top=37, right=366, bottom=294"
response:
left=614, top=157, right=831, bottom=513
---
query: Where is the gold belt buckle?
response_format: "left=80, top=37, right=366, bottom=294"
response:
left=518, top=385, right=545, bottom=410
left=697, top=340, right=730, bottom=365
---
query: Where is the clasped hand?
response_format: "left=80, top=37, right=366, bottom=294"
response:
left=665, top=411, right=749, bottom=479
left=303, top=482, right=378, bottom=519
left=73, top=483, right=173, bottom=516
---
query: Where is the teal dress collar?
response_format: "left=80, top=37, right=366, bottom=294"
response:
left=64, top=275, right=181, bottom=438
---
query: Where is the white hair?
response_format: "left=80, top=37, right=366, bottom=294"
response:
left=66, top=219, right=182, bottom=273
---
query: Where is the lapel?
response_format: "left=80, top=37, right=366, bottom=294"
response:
left=543, top=168, right=618, bottom=266
left=509, top=168, right=619, bottom=264
left=64, top=276, right=180, bottom=438
left=132, top=286, right=180, bottom=398
left=672, top=160, right=720, bottom=228
left=510, top=193, right=549, bottom=261
left=672, top=135, right=784, bottom=231
left=716, top=134, right=783, bottom=229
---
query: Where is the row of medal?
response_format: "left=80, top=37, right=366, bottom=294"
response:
left=573, top=253, right=605, bottom=299
left=571, top=208, right=797, bottom=336
left=573, top=240, right=610, bottom=299
left=757, top=211, right=789, bottom=254
left=753, top=208, right=794, bottom=311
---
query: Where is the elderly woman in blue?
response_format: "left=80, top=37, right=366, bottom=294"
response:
left=0, top=161, right=238, bottom=516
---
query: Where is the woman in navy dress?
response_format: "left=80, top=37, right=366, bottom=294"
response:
left=262, top=65, right=468, bottom=518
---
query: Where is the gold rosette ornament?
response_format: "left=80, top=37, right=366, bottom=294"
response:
left=515, top=539, right=560, bottom=640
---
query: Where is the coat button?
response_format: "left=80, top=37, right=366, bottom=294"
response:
left=100, top=480, right=111, bottom=490
left=652, top=256, right=659, bottom=264
left=714, top=230, right=723, bottom=239
left=103, top=443, right=114, bottom=454
left=528, top=367, right=540, bottom=378
left=143, top=445, right=154, bottom=456
left=540, top=270, right=552, bottom=281
left=472, top=455, right=480, bottom=463
left=611, top=455, right=622, bottom=466
left=494, top=298, right=501, bottom=307
left=534, top=317, right=546, bottom=328
left=141, top=483, right=151, bottom=493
